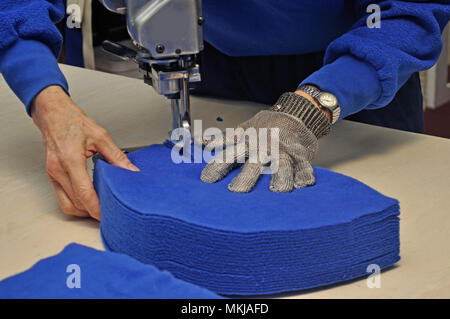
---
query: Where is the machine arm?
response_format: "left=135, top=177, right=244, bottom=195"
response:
left=99, top=0, right=204, bottom=135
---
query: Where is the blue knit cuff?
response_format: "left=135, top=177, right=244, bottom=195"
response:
left=299, top=55, right=382, bottom=121
left=0, top=39, right=69, bottom=116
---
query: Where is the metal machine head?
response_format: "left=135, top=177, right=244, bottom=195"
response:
left=100, top=0, right=204, bottom=135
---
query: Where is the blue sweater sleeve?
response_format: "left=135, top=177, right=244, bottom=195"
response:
left=300, top=0, right=450, bottom=121
left=0, top=0, right=67, bottom=115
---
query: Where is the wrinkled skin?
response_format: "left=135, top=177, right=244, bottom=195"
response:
left=31, top=85, right=139, bottom=220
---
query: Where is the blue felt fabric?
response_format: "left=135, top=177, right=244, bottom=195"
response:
left=0, top=243, right=221, bottom=299
left=94, top=143, right=400, bottom=295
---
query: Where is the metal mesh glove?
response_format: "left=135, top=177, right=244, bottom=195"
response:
left=201, top=92, right=331, bottom=193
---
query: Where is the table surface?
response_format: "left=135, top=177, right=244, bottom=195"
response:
left=0, top=65, right=449, bottom=298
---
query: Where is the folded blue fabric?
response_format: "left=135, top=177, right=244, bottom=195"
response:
left=0, top=243, right=220, bottom=299
left=94, top=143, right=400, bottom=295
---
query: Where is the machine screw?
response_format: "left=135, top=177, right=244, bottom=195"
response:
left=156, top=44, right=165, bottom=54
left=198, top=16, right=205, bottom=25
left=175, top=48, right=182, bottom=54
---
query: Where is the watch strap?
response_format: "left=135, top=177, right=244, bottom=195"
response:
left=271, top=92, right=331, bottom=139
left=299, top=85, right=341, bottom=124
left=300, top=85, right=321, bottom=99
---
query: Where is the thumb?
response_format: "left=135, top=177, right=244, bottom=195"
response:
left=96, top=135, right=140, bottom=172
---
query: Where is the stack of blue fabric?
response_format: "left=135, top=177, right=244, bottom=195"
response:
left=93, top=143, right=400, bottom=295
left=0, top=243, right=221, bottom=299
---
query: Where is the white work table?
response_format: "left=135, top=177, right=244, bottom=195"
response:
left=0, top=65, right=449, bottom=298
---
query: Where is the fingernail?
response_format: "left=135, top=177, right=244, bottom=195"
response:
left=128, top=163, right=140, bottom=172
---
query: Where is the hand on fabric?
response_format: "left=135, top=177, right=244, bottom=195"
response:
left=201, top=92, right=331, bottom=193
left=31, top=85, right=139, bottom=220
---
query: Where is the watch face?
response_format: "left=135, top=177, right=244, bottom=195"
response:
left=318, top=93, right=338, bottom=108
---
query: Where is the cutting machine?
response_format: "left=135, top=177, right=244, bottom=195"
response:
left=100, top=0, right=204, bottom=136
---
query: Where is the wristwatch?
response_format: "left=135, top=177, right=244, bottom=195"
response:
left=299, top=85, right=341, bottom=124
left=270, top=92, right=331, bottom=139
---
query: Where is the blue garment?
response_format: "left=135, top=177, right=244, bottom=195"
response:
left=193, top=42, right=424, bottom=133
left=0, top=243, right=221, bottom=298
left=94, top=143, right=400, bottom=295
left=203, top=0, right=449, bottom=119
left=0, top=0, right=68, bottom=115
left=65, top=24, right=85, bottom=67
left=347, top=73, right=424, bottom=132
left=1, top=1, right=449, bottom=119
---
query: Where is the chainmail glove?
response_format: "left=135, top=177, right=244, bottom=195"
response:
left=200, top=92, right=331, bottom=193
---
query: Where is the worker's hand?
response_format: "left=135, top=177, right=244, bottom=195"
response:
left=200, top=92, right=331, bottom=193
left=31, top=85, right=139, bottom=220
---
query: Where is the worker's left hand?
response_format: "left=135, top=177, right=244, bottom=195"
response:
left=200, top=92, right=331, bottom=193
